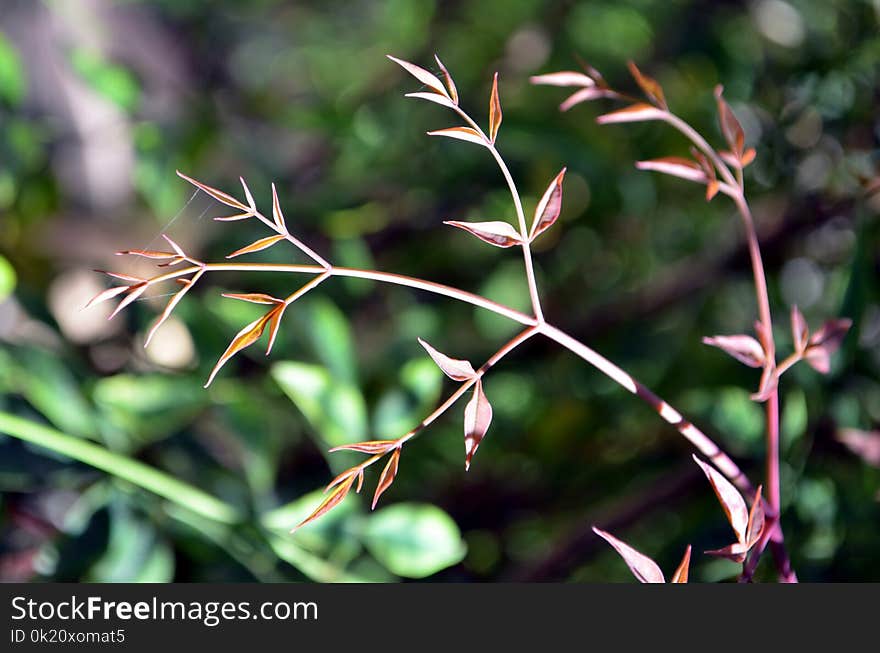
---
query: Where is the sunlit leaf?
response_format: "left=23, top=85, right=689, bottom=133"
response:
left=714, top=85, right=745, bottom=159
left=239, top=177, right=256, bottom=211
left=529, top=71, right=595, bottom=87
left=115, top=249, right=177, bottom=260
left=161, top=234, right=186, bottom=259
left=221, top=292, right=283, bottom=305
left=205, top=310, right=274, bottom=387
left=627, top=61, right=667, bottom=109
left=559, top=87, right=609, bottom=111
left=592, top=527, right=665, bottom=583
left=405, top=92, right=457, bottom=109
left=791, top=305, right=809, bottom=353
left=636, top=157, right=707, bottom=183
left=746, top=485, right=765, bottom=548
left=372, top=448, right=401, bottom=509
left=693, top=455, right=749, bottom=545
left=530, top=168, right=566, bottom=240
left=596, top=103, right=664, bottom=125
left=109, top=283, right=148, bottom=319
left=804, top=318, right=851, bottom=374
left=330, top=440, right=399, bottom=455
left=271, top=182, right=287, bottom=233
left=434, top=54, right=458, bottom=104
left=417, top=338, right=476, bottom=381
left=226, top=234, right=286, bottom=259
left=145, top=269, right=204, bottom=347
left=264, top=303, right=287, bottom=356
left=427, top=126, right=485, bottom=146
left=386, top=54, right=449, bottom=98
left=85, top=285, right=130, bottom=309
left=463, top=379, right=492, bottom=470
left=670, top=545, right=691, bottom=583
left=444, top=220, right=522, bottom=248
left=292, top=475, right=355, bottom=533
left=488, top=72, right=502, bottom=143
left=702, top=334, right=765, bottom=368
left=176, top=170, right=249, bottom=212
left=704, top=541, right=748, bottom=564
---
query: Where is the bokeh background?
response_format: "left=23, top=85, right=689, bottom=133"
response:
left=1, top=0, right=878, bottom=582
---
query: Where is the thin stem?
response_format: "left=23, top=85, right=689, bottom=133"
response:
left=251, top=208, right=331, bottom=269
left=451, top=104, right=545, bottom=322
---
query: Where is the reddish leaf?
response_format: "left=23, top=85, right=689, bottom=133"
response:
left=264, top=303, right=287, bottom=356
left=746, top=485, right=765, bottom=549
left=836, top=428, right=880, bottom=468
left=109, top=283, right=148, bottom=319
left=434, top=54, right=458, bottom=104
left=116, top=249, right=178, bottom=260
left=670, top=545, right=692, bottom=583
left=240, top=177, right=256, bottom=211
left=372, top=448, right=401, bottom=509
left=221, top=292, right=283, bottom=305
left=693, top=455, right=749, bottom=545
left=529, top=71, right=595, bottom=88
left=714, top=86, right=745, bottom=159
left=213, top=213, right=253, bottom=222
left=386, top=55, right=449, bottom=98
left=418, top=338, right=476, bottom=381
left=488, top=72, right=502, bottom=144
left=702, top=334, right=766, bottom=368
left=325, top=467, right=358, bottom=493
left=204, top=310, right=274, bottom=387
left=292, top=475, right=355, bottom=533
left=741, top=148, right=756, bottom=166
left=592, top=527, right=665, bottom=583
left=227, top=234, right=286, bottom=259
left=705, top=542, right=748, bottom=564
left=444, top=220, right=522, bottom=248
left=177, top=170, right=250, bottom=212
left=791, top=305, right=809, bottom=353
left=162, top=234, right=186, bottom=259
left=559, top=87, right=611, bottom=112
left=145, top=269, right=204, bottom=347
left=530, top=168, right=566, bottom=240
left=85, top=285, right=130, bottom=309
left=596, top=103, right=665, bottom=125
left=330, top=440, right=399, bottom=455
left=355, top=469, right=364, bottom=494
left=271, top=183, right=287, bottom=233
left=463, top=379, right=492, bottom=471
left=405, top=92, right=457, bottom=109
left=427, top=127, right=485, bottom=146
left=636, top=157, right=707, bottom=184
left=750, top=363, right=778, bottom=403
left=627, top=61, right=667, bottom=110
left=95, top=270, right=146, bottom=283
left=804, top=318, right=851, bottom=374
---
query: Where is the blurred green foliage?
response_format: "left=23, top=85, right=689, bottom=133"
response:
left=0, top=0, right=878, bottom=582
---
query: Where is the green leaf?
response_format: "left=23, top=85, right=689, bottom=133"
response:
left=271, top=361, right=367, bottom=448
left=0, top=254, right=15, bottom=301
left=87, top=501, right=175, bottom=582
left=362, top=503, right=466, bottom=578
left=307, top=298, right=357, bottom=384
left=70, top=48, right=140, bottom=112
left=0, top=33, right=25, bottom=105
left=0, top=412, right=240, bottom=524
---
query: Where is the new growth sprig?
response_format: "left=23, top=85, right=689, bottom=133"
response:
left=89, top=54, right=851, bottom=580
left=533, top=58, right=852, bottom=581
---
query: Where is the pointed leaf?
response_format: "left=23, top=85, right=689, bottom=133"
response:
left=405, top=92, right=457, bottom=109
left=386, top=55, right=449, bottom=98
left=116, top=249, right=177, bottom=260
left=750, top=363, right=778, bottom=403
left=213, top=213, right=253, bottom=222
left=95, top=270, right=146, bottom=283
left=264, top=304, right=286, bottom=356
left=271, top=182, right=287, bottom=232
left=805, top=318, right=851, bottom=374
left=239, top=177, right=256, bottom=211
left=671, top=545, right=691, bottom=583
left=162, top=234, right=186, bottom=259
left=705, top=541, right=748, bottom=564
left=596, top=103, right=665, bottom=125
left=444, top=220, right=522, bottom=248
left=529, top=71, right=595, bottom=87
left=714, top=86, right=745, bottom=159
left=434, top=54, right=458, bottom=104
left=221, top=292, right=283, bottom=305
left=628, top=61, right=667, bottom=109
left=746, top=485, right=765, bottom=549
left=693, top=455, right=749, bottom=545
left=418, top=338, right=476, bottom=381
left=372, top=448, right=400, bottom=509
left=85, top=285, right=130, bottom=309
left=559, top=87, right=610, bottom=111
left=145, top=269, right=204, bottom=347
left=226, top=234, right=286, bottom=259
left=702, top=334, right=766, bottom=368
left=463, top=379, right=492, bottom=470
left=427, top=127, right=485, bottom=147
left=592, top=527, right=665, bottom=583
left=636, top=157, right=707, bottom=183
left=530, top=168, right=566, bottom=240
left=204, top=311, right=273, bottom=387
left=330, top=440, right=399, bottom=455
left=177, top=170, right=249, bottom=212
left=292, top=475, right=355, bottom=532
left=109, top=283, right=148, bottom=319
left=790, top=305, right=809, bottom=353
left=488, top=72, right=502, bottom=143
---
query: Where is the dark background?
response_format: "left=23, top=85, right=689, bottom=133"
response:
left=0, top=0, right=878, bottom=582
